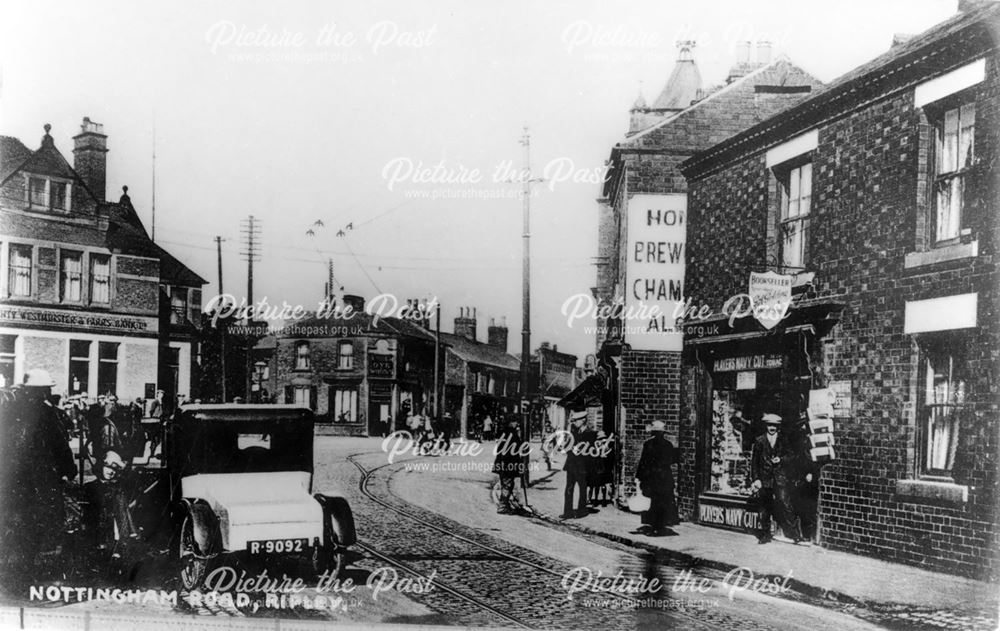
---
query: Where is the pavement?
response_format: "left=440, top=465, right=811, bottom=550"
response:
left=503, top=439, right=999, bottom=620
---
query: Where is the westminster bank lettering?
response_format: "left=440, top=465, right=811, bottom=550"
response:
left=0, top=306, right=155, bottom=333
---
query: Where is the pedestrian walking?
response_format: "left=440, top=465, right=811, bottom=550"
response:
left=750, top=413, right=804, bottom=544
left=493, top=416, right=526, bottom=514
left=482, top=413, right=493, bottom=441
left=560, top=411, right=590, bottom=519
left=635, top=420, right=679, bottom=536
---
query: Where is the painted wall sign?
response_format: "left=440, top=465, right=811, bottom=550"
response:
left=624, top=193, right=686, bottom=351
left=0, top=305, right=157, bottom=335
left=368, top=353, right=395, bottom=379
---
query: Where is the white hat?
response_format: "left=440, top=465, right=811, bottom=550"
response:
left=571, top=410, right=588, bottom=423
left=762, top=413, right=782, bottom=425
left=648, top=420, right=666, bottom=432
left=22, top=369, right=55, bottom=387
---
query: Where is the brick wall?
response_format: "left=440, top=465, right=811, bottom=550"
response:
left=619, top=350, right=681, bottom=499
left=682, top=53, right=1000, bottom=579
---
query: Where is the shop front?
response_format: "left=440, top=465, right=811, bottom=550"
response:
left=684, top=301, right=842, bottom=537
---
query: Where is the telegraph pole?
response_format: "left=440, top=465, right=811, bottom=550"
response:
left=215, top=235, right=227, bottom=403
left=519, top=127, right=543, bottom=442
left=240, top=216, right=261, bottom=401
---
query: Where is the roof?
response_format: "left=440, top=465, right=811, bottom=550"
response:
left=543, top=371, right=576, bottom=398
left=440, top=332, right=520, bottom=371
left=605, top=57, right=821, bottom=199
left=0, top=136, right=33, bottom=182
left=681, top=3, right=1000, bottom=177
left=651, top=59, right=703, bottom=110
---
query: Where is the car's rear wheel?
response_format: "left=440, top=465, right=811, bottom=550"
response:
left=178, top=515, right=208, bottom=590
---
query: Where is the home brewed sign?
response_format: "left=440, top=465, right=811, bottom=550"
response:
left=625, top=193, right=686, bottom=351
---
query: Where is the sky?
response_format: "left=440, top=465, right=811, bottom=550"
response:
left=0, top=0, right=957, bottom=361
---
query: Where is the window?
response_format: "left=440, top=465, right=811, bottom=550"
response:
left=26, top=177, right=71, bottom=211
left=332, top=388, right=358, bottom=422
left=8, top=245, right=32, bottom=297
left=293, top=386, right=312, bottom=409
left=778, top=162, right=812, bottom=268
left=97, top=342, right=119, bottom=397
left=338, top=341, right=354, bottom=369
left=28, top=177, right=47, bottom=207
left=170, top=287, right=188, bottom=324
left=50, top=182, right=68, bottom=211
left=90, top=254, right=111, bottom=303
left=60, top=250, right=83, bottom=302
left=0, top=335, right=16, bottom=388
left=295, top=342, right=311, bottom=370
left=923, top=351, right=967, bottom=476
left=69, top=339, right=91, bottom=395
left=934, top=102, right=975, bottom=243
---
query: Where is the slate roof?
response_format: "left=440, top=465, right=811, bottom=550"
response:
left=440, top=332, right=520, bottom=371
left=681, top=2, right=1000, bottom=176
left=1, top=129, right=205, bottom=288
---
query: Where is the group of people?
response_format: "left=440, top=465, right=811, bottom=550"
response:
left=0, top=371, right=183, bottom=590
left=400, top=401, right=457, bottom=453
left=561, top=412, right=615, bottom=519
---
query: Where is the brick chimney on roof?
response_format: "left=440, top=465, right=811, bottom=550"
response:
left=487, top=317, right=508, bottom=351
left=73, top=117, right=108, bottom=202
left=454, top=307, right=477, bottom=342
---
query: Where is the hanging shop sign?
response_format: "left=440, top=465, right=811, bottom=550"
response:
left=807, top=388, right=837, bottom=462
left=624, top=193, right=686, bottom=351
left=747, top=271, right=793, bottom=330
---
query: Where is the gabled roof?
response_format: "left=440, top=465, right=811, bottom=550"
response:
left=440, top=332, right=520, bottom=371
left=0, top=136, right=33, bottom=182
left=681, top=2, right=1000, bottom=177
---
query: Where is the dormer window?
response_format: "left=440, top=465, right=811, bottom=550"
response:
left=26, top=175, right=72, bottom=212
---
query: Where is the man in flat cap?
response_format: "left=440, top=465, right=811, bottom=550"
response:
left=750, top=413, right=802, bottom=544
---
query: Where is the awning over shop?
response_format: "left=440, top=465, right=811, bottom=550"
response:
left=558, top=367, right=609, bottom=411
left=684, top=299, right=844, bottom=345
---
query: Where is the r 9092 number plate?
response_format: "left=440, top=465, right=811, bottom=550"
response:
left=247, top=538, right=308, bottom=555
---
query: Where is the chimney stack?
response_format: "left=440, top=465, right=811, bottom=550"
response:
left=756, top=41, right=772, bottom=65
left=487, top=317, right=508, bottom=351
left=72, top=117, right=108, bottom=202
left=454, top=307, right=477, bottom=342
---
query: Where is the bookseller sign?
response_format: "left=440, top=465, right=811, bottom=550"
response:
left=625, top=193, right=686, bottom=351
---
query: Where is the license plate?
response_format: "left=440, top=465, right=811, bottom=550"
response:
left=247, top=538, right=309, bottom=555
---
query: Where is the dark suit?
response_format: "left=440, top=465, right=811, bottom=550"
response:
left=562, top=425, right=590, bottom=516
left=750, top=431, right=801, bottom=541
left=636, top=434, right=678, bottom=529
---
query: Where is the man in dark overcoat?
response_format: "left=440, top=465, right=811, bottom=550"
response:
left=636, top=420, right=678, bottom=535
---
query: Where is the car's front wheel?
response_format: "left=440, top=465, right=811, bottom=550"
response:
left=310, top=538, right=344, bottom=582
left=177, top=515, right=209, bottom=590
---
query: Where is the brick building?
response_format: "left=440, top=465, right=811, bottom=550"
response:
left=441, top=308, right=523, bottom=438
left=678, top=3, right=1000, bottom=578
left=589, top=43, right=822, bottom=501
left=0, top=118, right=204, bottom=402
left=271, top=294, right=437, bottom=436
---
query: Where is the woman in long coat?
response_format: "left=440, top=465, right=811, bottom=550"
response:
left=635, top=420, right=678, bottom=535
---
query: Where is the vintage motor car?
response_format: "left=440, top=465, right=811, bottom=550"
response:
left=166, top=404, right=355, bottom=590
